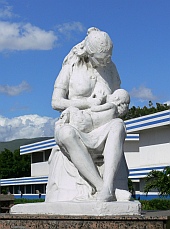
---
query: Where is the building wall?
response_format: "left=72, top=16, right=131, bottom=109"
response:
left=124, top=141, right=139, bottom=168
left=31, top=161, right=49, bottom=177
left=30, top=149, right=51, bottom=176
left=139, top=126, right=170, bottom=168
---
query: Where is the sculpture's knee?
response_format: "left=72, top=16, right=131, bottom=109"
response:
left=56, top=125, right=77, bottom=145
left=110, top=118, right=126, bottom=137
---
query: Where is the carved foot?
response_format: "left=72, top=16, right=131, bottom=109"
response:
left=115, top=188, right=132, bottom=201
left=95, top=189, right=115, bottom=202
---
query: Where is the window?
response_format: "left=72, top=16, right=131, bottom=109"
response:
left=20, top=185, right=25, bottom=194
left=26, top=185, right=31, bottom=194
left=133, top=182, right=140, bottom=191
left=45, top=149, right=51, bottom=161
left=32, top=151, right=43, bottom=163
left=9, top=186, right=13, bottom=194
left=32, top=184, right=45, bottom=194
left=14, top=185, right=20, bottom=194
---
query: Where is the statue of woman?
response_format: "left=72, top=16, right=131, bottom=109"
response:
left=47, top=27, right=130, bottom=202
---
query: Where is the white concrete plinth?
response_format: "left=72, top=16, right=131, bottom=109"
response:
left=10, top=201, right=141, bottom=216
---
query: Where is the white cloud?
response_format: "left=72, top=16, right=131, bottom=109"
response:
left=0, top=21, right=57, bottom=51
left=0, top=114, right=56, bottom=141
left=130, top=86, right=157, bottom=101
left=0, top=3, right=17, bottom=19
left=164, top=101, right=170, bottom=105
left=0, top=81, right=31, bottom=96
left=57, top=22, right=85, bottom=33
left=56, top=21, right=85, bottom=38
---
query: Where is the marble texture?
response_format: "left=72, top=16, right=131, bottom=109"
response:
left=11, top=28, right=141, bottom=217
left=46, top=27, right=132, bottom=203
left=10, top=201, right=141, bottom=216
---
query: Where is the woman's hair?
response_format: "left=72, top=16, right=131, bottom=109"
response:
left=85, top=27, right=113, bottom=55
left=62, top=27, right=113, bottom=66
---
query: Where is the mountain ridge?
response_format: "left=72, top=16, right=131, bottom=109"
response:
left=0, top=137, right=53, bottom=152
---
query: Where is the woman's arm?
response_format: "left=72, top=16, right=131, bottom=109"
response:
left=51, top=64, right=87, bottom=110
left=52, top=87, right=103, bottom=111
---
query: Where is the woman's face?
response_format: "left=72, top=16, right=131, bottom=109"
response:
left=88, top=52, right=111, bottom=67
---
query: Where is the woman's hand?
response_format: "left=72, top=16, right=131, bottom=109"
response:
left=87, top=91, right=106, bottom=107
left=87, top=96, right=102, bottom=107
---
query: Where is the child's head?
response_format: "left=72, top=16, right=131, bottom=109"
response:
left=107, top=89, right=130, bottom=116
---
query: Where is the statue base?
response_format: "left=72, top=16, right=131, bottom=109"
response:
left=10, top=201, right=141, bottom=216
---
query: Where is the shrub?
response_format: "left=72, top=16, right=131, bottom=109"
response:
left=14, top=198, right=44, bottom=205
left=140, top=199, right=170, bottom=210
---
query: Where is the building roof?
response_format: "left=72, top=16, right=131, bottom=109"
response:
left=125, top=109, right=170, bottom=133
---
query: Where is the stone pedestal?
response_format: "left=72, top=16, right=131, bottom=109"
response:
left=10, top=201, right=141, bottom=216
left=1, top=211, right=170, bottom=229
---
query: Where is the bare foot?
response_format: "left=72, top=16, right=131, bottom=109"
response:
left=95, top=188, right=115, bottom=202
left=115, top=189, right=131, bottom=201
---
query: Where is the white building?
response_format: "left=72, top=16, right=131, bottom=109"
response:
left=1, top=109, right=170, bottom=200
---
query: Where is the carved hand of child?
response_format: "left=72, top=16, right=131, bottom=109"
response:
left=91, top=102, right=115, bottom=112
left=58, top=109, right=70, bottom=123
left=87, top=96, right=102, bottom=107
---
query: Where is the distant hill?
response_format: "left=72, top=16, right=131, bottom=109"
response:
left=0, top=137, right=53, bottom=153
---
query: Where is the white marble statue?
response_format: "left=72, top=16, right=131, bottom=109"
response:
left=45, top=27, right=131, bottom=202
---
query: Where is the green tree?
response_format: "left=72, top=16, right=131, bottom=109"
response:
left=0, top=148, right=31, bottom=179
left=123, top=102, right=170, bottom=120
left=128, top=178, right=135, bottom=196
left=144, top=167, right=170, bottom=196
left=0, top=149, right=14, bottom=179
left=13, top=149, right=31, bottom=178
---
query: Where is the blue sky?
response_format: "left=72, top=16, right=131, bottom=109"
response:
left=0, top=0, right=170, bottom=141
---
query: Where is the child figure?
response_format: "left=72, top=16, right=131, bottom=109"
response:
left=56, top=89, right=130, bottom=133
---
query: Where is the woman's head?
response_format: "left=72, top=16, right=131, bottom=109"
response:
left=85, top=27, right=113, bottom=67
left=63, top=27, right=113, bottom=67
left=85, top=27, right=113, bottom=54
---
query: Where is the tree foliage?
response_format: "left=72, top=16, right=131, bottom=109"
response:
left=123, top=101, right=170, bottom=120
left=128, top=178, right=135, bottom=194
left=0, top=148, right=31, bottom=179
left=140, top=199, right=170, bottom=210
left=144, top=167, right=170, bottom=196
